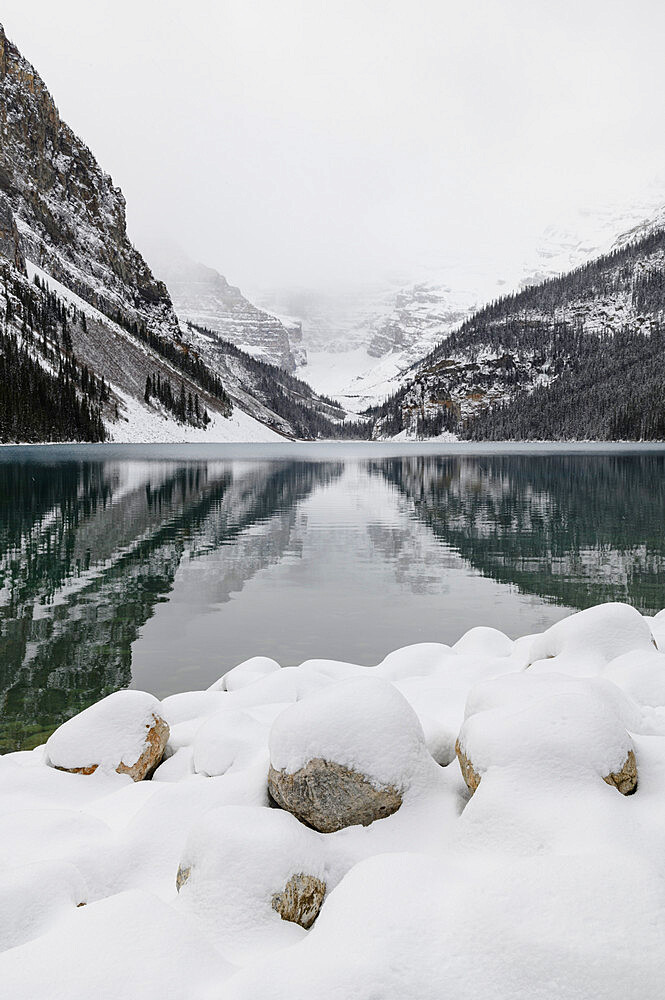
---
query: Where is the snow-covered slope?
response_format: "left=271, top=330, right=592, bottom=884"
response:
left=149, top=249, right=305, bottom=373
left=371, top=218, right=665, bottom=439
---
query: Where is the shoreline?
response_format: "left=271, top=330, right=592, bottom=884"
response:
left=3, top=601, right=665, bottom=997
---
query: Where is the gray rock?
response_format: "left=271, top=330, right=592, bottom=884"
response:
left=268, top=757, right=403, bottom=833
left=0, top=192, right=25, bottom=272
left=271, top=873, right=326, bottom=929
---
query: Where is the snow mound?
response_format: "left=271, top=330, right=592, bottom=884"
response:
left=0, top=889, right=233, bottom=1000
left=215, top=656, right=281, bottom=692
left=0, top=860, right=87, bottom=953
left=269, top=676, right=426, bottom=791
left=176, top=805, right=327, bottom=961
left=528, top=602, right=655, bottom=671
left=45, top=690, right=167, bottom=777
left=452, top=626, right=513, bottom=658
left=192, top=708, right=268, bottom=776
left=458, top=673, right=636, bottom=791
left=223, top=851, right=665, bottom=1000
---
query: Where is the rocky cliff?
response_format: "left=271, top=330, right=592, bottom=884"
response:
left=0, top=22, right=178, bottom=335
left=153, top=252, right=304, bottom=371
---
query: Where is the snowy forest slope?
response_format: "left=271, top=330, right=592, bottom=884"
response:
left=370, top=226, right=665, bottom=440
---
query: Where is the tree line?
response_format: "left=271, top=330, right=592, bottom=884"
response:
left=144, top=372, right=210, bottom=427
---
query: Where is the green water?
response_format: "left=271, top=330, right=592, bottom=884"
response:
left=1, top=444, right=664, bottom=752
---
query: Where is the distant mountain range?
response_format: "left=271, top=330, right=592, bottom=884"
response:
left=248, top=188, right=665, bottom=411
left=148, top=249, right=305, bottom=373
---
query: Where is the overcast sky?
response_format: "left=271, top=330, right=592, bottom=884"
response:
left=3, top=0, right=665, bottom=291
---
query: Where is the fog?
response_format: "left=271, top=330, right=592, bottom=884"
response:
left=3, top=0, right=665, bottom=292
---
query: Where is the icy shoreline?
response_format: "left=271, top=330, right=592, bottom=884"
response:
left=3, top=602, right=665, bottom=998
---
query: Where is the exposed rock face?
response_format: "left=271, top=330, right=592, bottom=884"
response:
left=271, top=873, right=326, bottom=929
left=603, top=749, right=638, bottom=795
left=268, top=758, right=403, bottom=833
left=115, top=714, right=170, bottom=781
left=0, top=23, right=177, bottom=333
left=367, top=284, right=468, bottom=359
left=0, top=191, right=24, bottom=271
left=154, top=254, right=303, bottom=372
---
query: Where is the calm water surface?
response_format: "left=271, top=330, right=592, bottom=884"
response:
left=1, top=442, right=665, bottom=751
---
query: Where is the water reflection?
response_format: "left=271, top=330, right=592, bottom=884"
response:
left=1, top=448, right=664, bottom=752
left=376, top=454, right=665, bottom=611
left=0, top=459, right=340, bottom=750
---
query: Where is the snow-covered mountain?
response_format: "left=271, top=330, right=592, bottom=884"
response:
left=371, top=216, right=665, bottom=440
left=0, top=23, right=353, bottom=443
left=149, top=249, right=305, bottom=373
left=250, top=187, right=665, bottom=411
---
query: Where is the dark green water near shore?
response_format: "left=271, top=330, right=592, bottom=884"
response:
left=1, top=444, right=664, bottom=751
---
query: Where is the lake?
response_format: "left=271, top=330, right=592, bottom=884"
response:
left=1, top=442, right=665, bottom=752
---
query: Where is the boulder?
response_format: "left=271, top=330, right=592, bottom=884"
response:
left=456, top=674, right=639, bottom=796
left=603, top=749, right=638, bottom=795
left=268, top=676, right=427, bottom=832
left=45, top=690, right=169, bottom=781
left=268, top=758, right=403, bottom=833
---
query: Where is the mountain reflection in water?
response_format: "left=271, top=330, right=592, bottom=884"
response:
left=1, top=447, right=664, bottom=751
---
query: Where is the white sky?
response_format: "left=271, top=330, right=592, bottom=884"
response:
left=3, top=0, right=665, bottom=291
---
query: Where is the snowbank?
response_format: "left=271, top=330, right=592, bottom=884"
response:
left=3, top=601, right=665, bottom=998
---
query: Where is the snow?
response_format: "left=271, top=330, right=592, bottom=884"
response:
left=458, top=674, right=636, bottom=784
left=110, top=387, right=285, bottom=444
left=3, top=600, right=665, bottom=998
left=528, top=602, right=656, bottom=672
left=177, top=805, right=326, bottom=961
left=269, top=676, right=428, bottom=790
left=215, top=655, right=281, bottom=692
left=45, top=690, right=163, bottom=774
left=192, top=709, right=268, bottom=777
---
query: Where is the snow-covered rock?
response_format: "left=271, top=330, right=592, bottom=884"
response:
left=0, top=860, right=87, bottom=953
left=268, top=676, right=427, bottom=831
left=4, top=601, right=665, bottom=998
left=45, top=690, right=169, bottom=781
left=214, top=656, right=281, bottom=692
left=192, top=708, right=267, bottom=777
left=176, top=805, right=327, bottom=960
left=528, top=602, right=656, bottom=673
left=457, top=673, right=638, bottom=795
